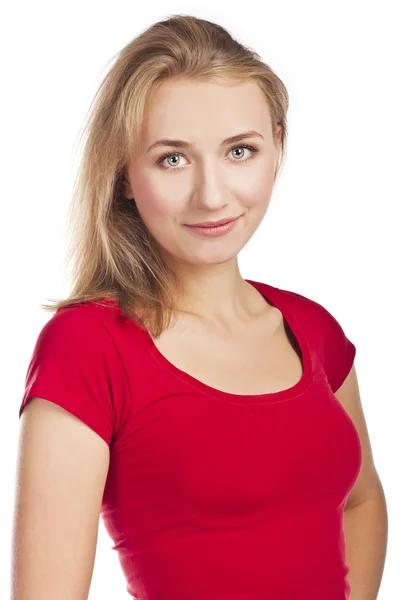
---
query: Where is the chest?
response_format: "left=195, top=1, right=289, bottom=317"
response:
left=150, top=310, right=304, bottom=396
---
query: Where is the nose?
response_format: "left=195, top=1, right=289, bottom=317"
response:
left=191, top=162, right=232, bottom=211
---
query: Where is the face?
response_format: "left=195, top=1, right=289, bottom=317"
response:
left=122, top=79, right=282, bottom=268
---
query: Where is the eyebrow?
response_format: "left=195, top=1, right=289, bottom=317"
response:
left=146, top=130, right=264, bottom=153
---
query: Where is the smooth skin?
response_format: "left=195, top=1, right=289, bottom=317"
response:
left=122, top=78, right=283, bottom=330
left=11, top=399, right=110, bottom=600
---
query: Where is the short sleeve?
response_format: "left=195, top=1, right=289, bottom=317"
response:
left=278, top=286, right=357, bottom=394
left=314, top=301, right=356, bottom=393
left=19, top=305, right=126, bottom=446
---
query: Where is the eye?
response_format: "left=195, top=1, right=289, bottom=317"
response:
left=156, top=151, right=188, bottom=170
left=156, top=143, right=259, bottom=170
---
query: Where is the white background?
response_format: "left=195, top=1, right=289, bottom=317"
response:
left=1, top=1, right=398, bottom=598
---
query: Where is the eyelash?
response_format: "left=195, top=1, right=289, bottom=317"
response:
left=156, top=143, right=259, bottom=170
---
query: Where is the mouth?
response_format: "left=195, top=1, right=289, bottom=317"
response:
left=184, top=215, right=241, bottom=228
left=183, top=215, right=242, bottom=236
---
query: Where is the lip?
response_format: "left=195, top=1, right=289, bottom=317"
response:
left=185, top=215, right=241, bottom=228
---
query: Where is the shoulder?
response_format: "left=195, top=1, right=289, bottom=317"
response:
left=273, top=285, right=353, bottom=345
left=35, top=299, right=123, bottom=360
left=247, top=279, right=355, bottom=359
left=246, top=279, right=334, bottom=326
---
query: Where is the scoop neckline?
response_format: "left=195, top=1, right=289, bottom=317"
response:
left=138, top=279, right=313, bottom=405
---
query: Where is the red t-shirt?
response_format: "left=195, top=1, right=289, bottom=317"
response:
left=19, top=279, right=361, bottom=600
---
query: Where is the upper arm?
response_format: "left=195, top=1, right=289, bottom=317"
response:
left=334, top=364, right=384, bottom=509
left=11, top=397, right=110, bottom=600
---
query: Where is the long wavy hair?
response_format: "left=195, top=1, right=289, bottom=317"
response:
left=41, top=13, right=290, bottom=339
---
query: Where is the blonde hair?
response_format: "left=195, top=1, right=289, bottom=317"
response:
left=41, top=14, right=290, bottom=338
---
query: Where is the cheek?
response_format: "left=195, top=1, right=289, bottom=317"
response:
left=232, top=154, right=276, bottom=198
left=130, top=173, right=180, bottom=220
left=135, top=197, right=180, bottom=244
left=244, top=169, right=276, bottom=209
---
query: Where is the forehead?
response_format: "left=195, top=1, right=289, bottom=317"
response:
left=140, top=79, right=272, bottom=145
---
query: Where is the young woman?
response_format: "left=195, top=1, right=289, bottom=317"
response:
left=12, top=14, right=386, bottom=600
